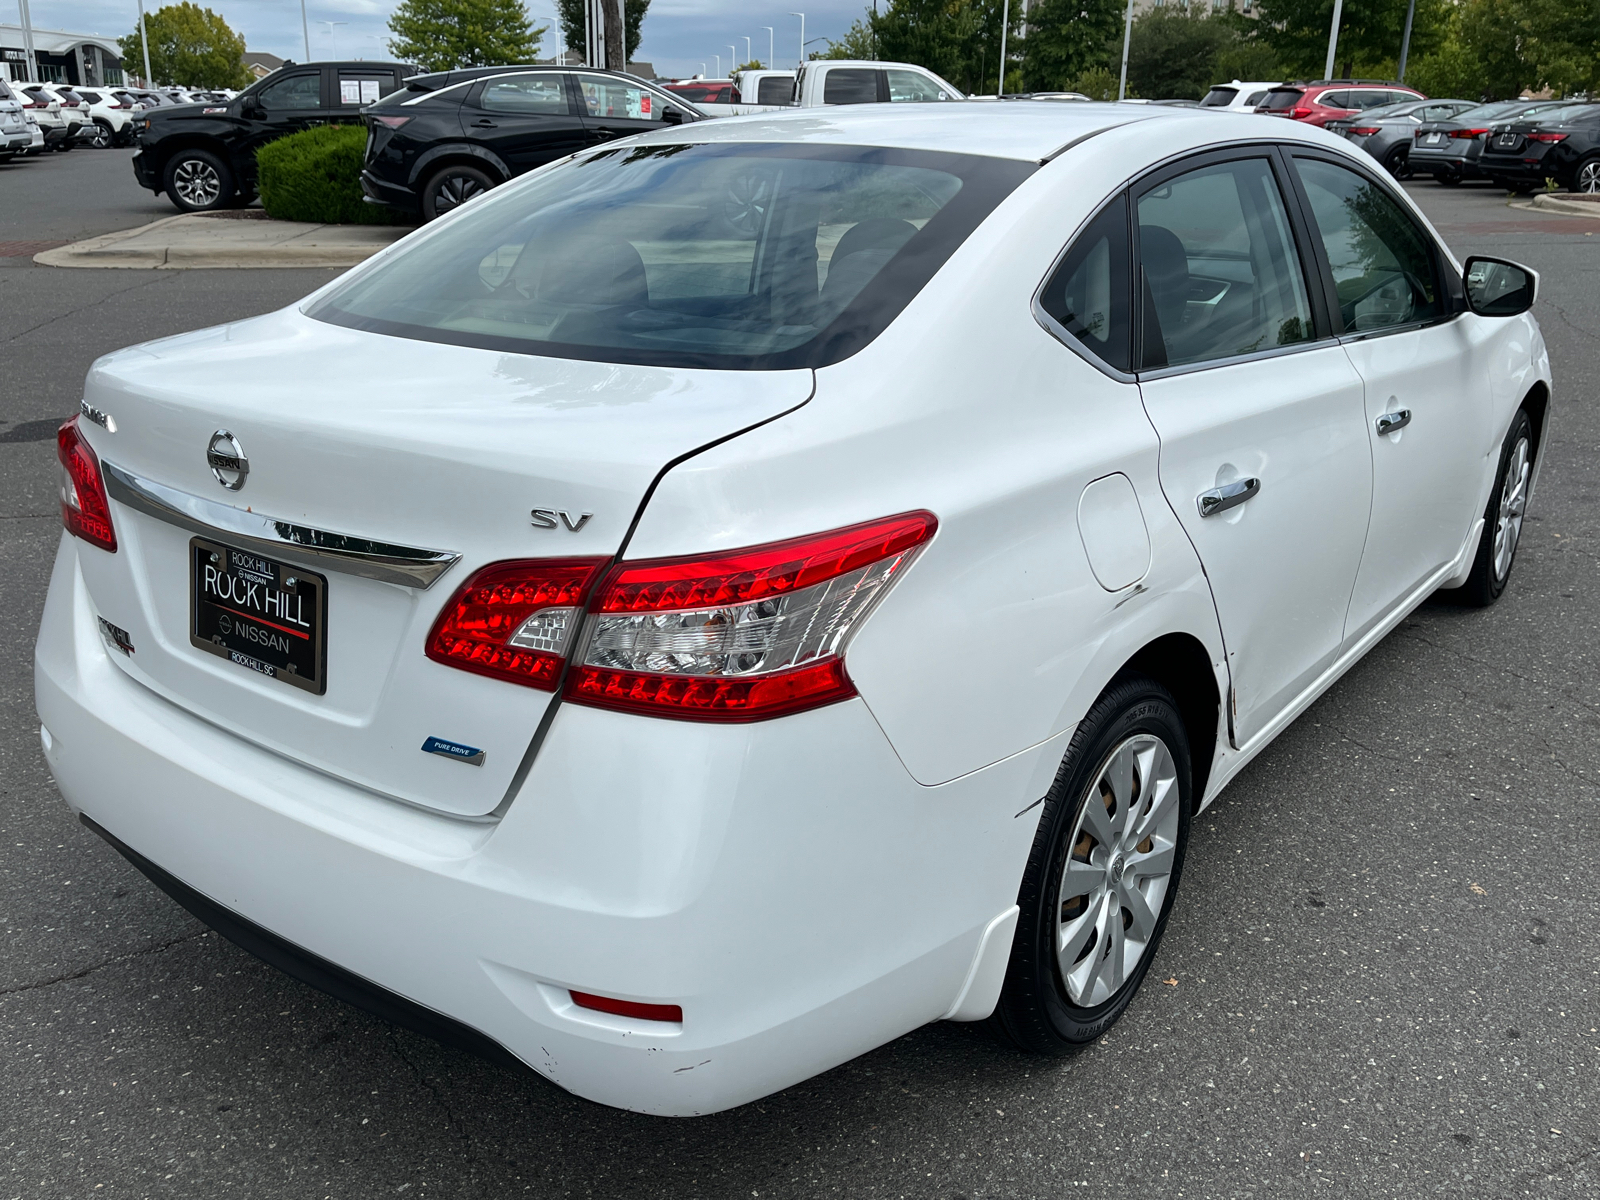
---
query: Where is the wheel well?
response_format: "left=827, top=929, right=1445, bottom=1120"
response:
left=1121, top=633, right=1220, bottom=811
left=413, top=151, right=509, bottom=188
left=148, top=136, right=232, bottom=178
left=1521, top=380, right=1550, bottom=460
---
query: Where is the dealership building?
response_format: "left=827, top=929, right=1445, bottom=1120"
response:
left=0, top=23, right=125, bottom=86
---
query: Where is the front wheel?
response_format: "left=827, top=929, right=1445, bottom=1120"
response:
left=1443, top=409, right=1534, bottom=608
left=420, top=163, right=496, bottom=221
left=88, top=120, right=113, bottom=149
left=1569, top=156, right=1600, bottom=195
left=163, top=149, right=234, bottom=212
left=1437, top=170, right=1463, bottom=187
left=1383, top=145, right=1411, bottom=180
left=989, top=675, right=1192, bottom=1053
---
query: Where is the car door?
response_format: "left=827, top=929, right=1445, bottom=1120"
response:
left=1287, top=152, right=1492, bottom=639
left=571, top=72, right=690, bottom=147
left=1133, top=149, right=1373, bottom=746
left=460, top=72, right=586, bottom=174
left=241, top=68, right=327, bottom=161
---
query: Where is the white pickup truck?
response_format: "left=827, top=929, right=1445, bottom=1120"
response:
left=673, top=60, right=964, bottom=118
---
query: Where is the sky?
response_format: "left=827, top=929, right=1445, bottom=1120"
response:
left=25, top=0, right=871, bottom=81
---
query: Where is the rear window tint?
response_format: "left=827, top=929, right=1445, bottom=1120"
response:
left=1261, top=88, right=1302, bottom=111
left=1200, top=87, right=1238, bottom=108
left=823, top=69, right=878, bottom=105
left=0, top=82, right=12, bottom=101
left=756, top=76, right=794, bottom=105
left=309, top=142, right=1033, bottom=371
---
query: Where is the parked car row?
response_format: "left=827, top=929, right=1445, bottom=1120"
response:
left=0, top=76, right=170, bottom=158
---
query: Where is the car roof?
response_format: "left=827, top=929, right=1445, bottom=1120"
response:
left=622, top=100, right=1334, bottom=162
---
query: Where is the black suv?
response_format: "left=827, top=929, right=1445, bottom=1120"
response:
left=132, top=61, right=418, bottom=212
left=360, top=66, right=704, bottom=220
left=1477, top=102, right=1600, bottom=194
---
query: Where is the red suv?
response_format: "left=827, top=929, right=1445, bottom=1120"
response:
left=1256, top=81, right=1425, bottom=128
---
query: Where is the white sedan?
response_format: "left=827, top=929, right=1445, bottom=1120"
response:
left=37, top=102, right=1549, bottom=1116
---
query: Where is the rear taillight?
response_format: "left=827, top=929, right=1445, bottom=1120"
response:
left=1527, top=132, right=1568, bottom=143
left=565, top=511, right=937, bottom=722
left=1449, top=128, right=1490, bottom=139
left=1291, top=106, right=1313, bottom=118
left=57, top=416, right=117, bottom=552
left=1349, top=126, right=1379, bottom=136
left=374, top=114, right=412, bottom=128
left=570, top=991, right=682, bottom=1023
left=426, top=559, right=607, bottom=689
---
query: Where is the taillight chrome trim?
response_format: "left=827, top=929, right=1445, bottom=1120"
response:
left=101, top=461, right=461, bottom=588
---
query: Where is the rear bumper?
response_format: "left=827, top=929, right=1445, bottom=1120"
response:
left=41, top=125, right=68, bottom=144
left=35, top=535, right=1054, bottom=1116
left=361, top=168, right=418, bottom=213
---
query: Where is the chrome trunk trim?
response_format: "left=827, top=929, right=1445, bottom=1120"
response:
left=102, top=461, right=461, bottom=589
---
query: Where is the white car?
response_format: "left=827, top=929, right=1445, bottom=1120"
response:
left=15, top=83, right=68, bottom=149
left=72, top=85, right=139, bottom=147
left=1200, top=79, right=1280, bottom=112
left=0, top=76, right=31, bottom=158
left=32, top=83, right=94, bottom=144
left=37, top=104, right=1549, bottom=1117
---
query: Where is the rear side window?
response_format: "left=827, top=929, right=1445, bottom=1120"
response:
left=1261, top=88, right=1302, bottom=111
left=1294, top=157, right=1442, bottom=332
left=339, top=71, right=398, bottom=106
left=478, top=74, right=569, bottom=114
left=574, top=73, right=665, bottom=120
left=756, top=76, right=794, bottom=105
left=309, top=143, right=1033, bottom=370
left=1200, top=86, right=1238, bottom=108
left=258, top=72, right=323, bottom=110
left=1039, top=199, right=1131, bottom=373
left=1244, top=91, right=1267, bottom=106
left=1317, top=91, right=1350, bottom=110
left=824, top=69, right=878, bottom=105
left=1136, top=158, right=1313, bottom=369
left=886, top=69, right=949, bottom=102
left=78, top=90, right=101, bottom=103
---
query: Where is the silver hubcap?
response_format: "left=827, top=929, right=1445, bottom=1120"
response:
left=91, top=124, right=109, bottom=147
left=173, top=158, right=220, bottom=206
left=1580, top=162, right=1600, bottom=194
left=1056, top=734, right=1180, bottom=1008
left=434, top=174, right=484, bottom=214
left=1492, top=435, right=1530, bottom=582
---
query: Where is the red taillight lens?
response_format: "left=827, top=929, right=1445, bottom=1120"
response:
left=565, top=511, right=937, bottom=722
left=1349, top=126, right=1379, bottom=136
left=1291, top=106, right=1314, bottom=118
left=426, top=558, right=607, bottom=689
left=1449, top=127, right=1491, bottom=139
left=57, top=416, right=117, bottom=552
left=1527, top=132, right=1568, bottom=143
left=570, top=991, right=682, bottom=1023
left=374, top=115, right=412, bottom=129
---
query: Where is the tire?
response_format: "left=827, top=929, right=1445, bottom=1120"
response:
left=88, top=119, right=113, bottom=149
left=1383, top=145, right=1411, bottom=180
left=989, top=674, right=1193, bottom=1054
left=1437, top=171, right=1463, bottom=187
left=1442, top=409, right=1534, bottom=608
left=1569, top=156, right=1600, bottom=195
left=420, top=163, right=496, bottom=221
left=0, top=152, right=14, bottom=165
left=163, top=148, right=234, bottom=212
left=54, top=139, right=72, bottom=152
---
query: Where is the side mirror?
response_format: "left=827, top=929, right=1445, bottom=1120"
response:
left=243, top=100, right=265, bottom=119
left=661, top=107, right=683, bottom=126
left=1464, top=255, right=1536, bottom=316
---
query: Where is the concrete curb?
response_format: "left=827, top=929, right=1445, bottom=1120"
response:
left=35, top=212, right=411, bottom=269
left=1506, top=194, right=1600, bottom=220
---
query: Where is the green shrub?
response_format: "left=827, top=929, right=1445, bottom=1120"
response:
left=257, top=124, right=401, bottom=225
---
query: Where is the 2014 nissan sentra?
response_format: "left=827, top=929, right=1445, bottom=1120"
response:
left=37, top=103, right=1550, bottom=1116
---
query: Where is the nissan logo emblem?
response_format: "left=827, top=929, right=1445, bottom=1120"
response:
left=206, top=430, right=248, bottom=490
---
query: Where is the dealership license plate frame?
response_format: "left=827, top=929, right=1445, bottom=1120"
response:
left=189, top=536, right=328, bottom=695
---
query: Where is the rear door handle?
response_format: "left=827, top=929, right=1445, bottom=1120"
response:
left=1376, top=409, right=1412, bottom=435
left=1197, top=477, right=1261, bottom=518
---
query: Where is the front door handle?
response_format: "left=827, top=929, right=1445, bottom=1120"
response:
left=1197, top=476, right=1261, bottom=518
left=1376, top=408, right=1412, bottom=435
left=471, top=118, right=497, bottom=127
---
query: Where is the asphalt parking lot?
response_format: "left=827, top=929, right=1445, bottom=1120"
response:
left=2, top=146, right=1598, bottom=1199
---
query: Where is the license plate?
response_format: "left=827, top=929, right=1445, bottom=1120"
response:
left=1495, top=133, right=1517, bottom=147
left=190, top=538, right=327, bottom=694
left=1423, top=132, right=1442, bottom=145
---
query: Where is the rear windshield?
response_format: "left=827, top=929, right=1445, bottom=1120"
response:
left=0, top=82, right=12, bottom=101
left=756, top=76, right=795, bottom=105
left=1200, top=86, right=1238, bottom=108
left=309, top=142, right=1032, bottom=370
left=1261, top=88, right=1302, bottom=111
left=1526, top=103, right=1600, bottom=125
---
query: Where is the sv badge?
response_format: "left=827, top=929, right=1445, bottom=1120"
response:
left=531, top=508, right=594, bottom=533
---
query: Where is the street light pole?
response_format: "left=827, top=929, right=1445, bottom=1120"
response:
left=789, top=13, right=804, bottom=69
left=1323, top=0, right=1344, bottom=80
left=1397, top=0, right=1417, bottom=82
left=320, top=21, right=348, bottom=59
left=995, top=0, right=1010, bottom=97
left=742, top=36, right=751, bottom=67
left=17, top=0, right=37, bottom=82
left=762, top=26, right=773, bottom=69
left=136, top=0, right=152, bottom=86
left=1117, top=0, right=1134, bottom=100
left=713, top=53, right=720, bottom=77
left=300, top=0, right=310, bottom=63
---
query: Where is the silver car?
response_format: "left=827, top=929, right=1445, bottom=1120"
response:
left=1328, top=98, right=1477, bottom=177
left=0, top=78, right=31, bottom=160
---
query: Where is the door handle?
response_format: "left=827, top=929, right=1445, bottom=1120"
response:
left=1197, top=477, right=1261, bottom=518
left=1375, top=408, right=1412, bottom=435
left=471, top=118, right=497, bottom=127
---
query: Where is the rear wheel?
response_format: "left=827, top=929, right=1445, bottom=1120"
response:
left=1569, top=156, right=1600, bottom=194
left=164, top=149, right=234, bottom=212
left=1383, top=145, right=1411, bottom=180
left=88, top=119, right=113, bottom=149
left=1437, top=170, right=1463, bottom=187
left=989, top=675, right=1192, bottom=1053
left=1442, top=409, right=1534, bottom=608
left=421, top=163, right=496, bottom=221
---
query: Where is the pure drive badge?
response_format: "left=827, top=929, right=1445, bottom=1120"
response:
left=421, top=736, right=486, bottom=766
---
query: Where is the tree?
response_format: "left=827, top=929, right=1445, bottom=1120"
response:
left=1018, top=0, right=1124, bottom=93
left=1124, top=8, right=1242, bottom=100
left=1249, top=0, right=1449, bottom=80
left=820, top=18, right=877, bottom=59
left=117, top=3, right=248, bottom=89
left=387, top=0, right=544, bottom=73
left=556, top=0, right=650, bottom=63
left=871, top=0, right=1009, bottom=95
